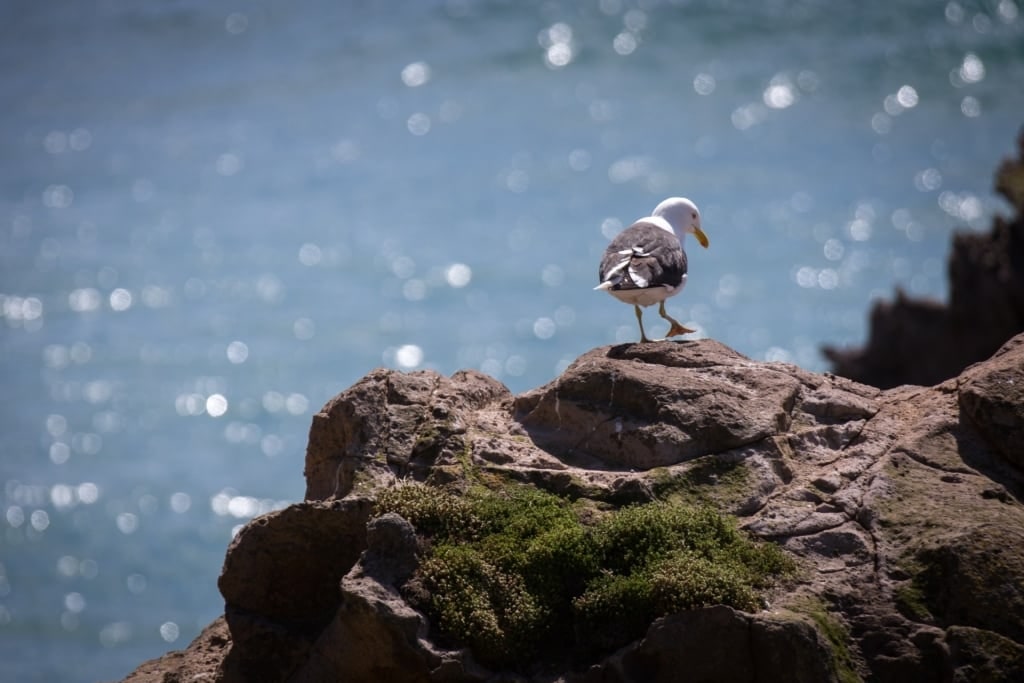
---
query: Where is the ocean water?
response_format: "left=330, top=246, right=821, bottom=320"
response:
left=1, top=1, right=1022, bottom=680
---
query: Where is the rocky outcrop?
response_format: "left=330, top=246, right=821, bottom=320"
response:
left=824, top=130, right=1024, bottom=388
left=580, top=605, right=841, bottom=683
left=122, top=334, right=1024, bottom=682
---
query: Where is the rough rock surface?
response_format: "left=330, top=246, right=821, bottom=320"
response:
left=824, top=130, right=1024, bottom=388
left=577, top=605, right=841, bottom=683
left=122, top=335, right=1024, bottom=682
left=116, top=617, right=232, bottom=683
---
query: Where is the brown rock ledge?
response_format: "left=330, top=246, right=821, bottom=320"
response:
left=122, top=335, right=1024, bottom=682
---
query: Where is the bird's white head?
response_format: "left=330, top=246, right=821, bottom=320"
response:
left=652, top=197, right=709, bottom=248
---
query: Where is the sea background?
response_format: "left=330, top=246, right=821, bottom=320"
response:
left=1, top=1, right=1022, bottom=680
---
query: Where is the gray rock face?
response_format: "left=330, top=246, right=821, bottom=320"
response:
left=122, top=335, right=1024, bottom=683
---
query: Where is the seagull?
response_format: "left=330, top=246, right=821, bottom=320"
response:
left=595, top=197, right=709, bottom=343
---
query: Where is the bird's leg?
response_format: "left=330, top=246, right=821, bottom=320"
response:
left=659, top=301, right=696, bottom=337
left=634, top=305, right=653, bottom=343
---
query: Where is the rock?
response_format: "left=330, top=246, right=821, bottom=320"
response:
left=946, top=626, right=1024, bottom=682
left=513, top=341, right=802, bottom=469
left=824, top=129, right=1024, bottom=388
left=575, top=605, right=841, bottom=683
left=120, top=617, right=231, bottom=683
left=216, top=498, right=374, bottom=681
left=959, top=335, right=1024, bottom=470
left=304, top=368, right=511, bottom=501
left=121, top=334, right=1024, bottom=682
left=288, top=513, right=477, bottom=683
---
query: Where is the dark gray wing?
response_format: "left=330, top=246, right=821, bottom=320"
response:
left=598, top=220, right=687, bottom=290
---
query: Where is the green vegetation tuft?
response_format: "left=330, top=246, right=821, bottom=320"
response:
left=789, top=598, right=862, bottom=683
left=374, top=481, right=482, bottom=540
left=374, top=481, right=794, bottom=672
left=651, top=458, right=751, bottom=508
left=894, top=581, right=934, bottom=622
left=419, top=545, right=545, bottom=665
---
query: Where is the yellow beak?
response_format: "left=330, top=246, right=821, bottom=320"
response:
left=693, top=226, right=709, bottom=248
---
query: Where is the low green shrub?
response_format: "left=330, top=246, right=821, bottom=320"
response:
left=373, top=481, right=794, bottom=672
left=419, top=544, right=546, bottom=664
left=593, top=501, right=740, bottom=573
left=572, top=570, right=657, bottom=653
left=374, top=480, right=482, bottom=541
left=650, top=550, right=760, bottom=612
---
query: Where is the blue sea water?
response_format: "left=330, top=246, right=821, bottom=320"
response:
left=1, top=1, right=1022, bottom=680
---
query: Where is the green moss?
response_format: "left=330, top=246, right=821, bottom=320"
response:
left=595, top=501, right=740, bottom=573
left=573, top=571, right=657, bottom=653
left=789, top=598, right=862, bottom=683
left=419, top=545, right=546, bottom=664
left=455, top=440, right=476, bottom=482
left=374, top=481, right=794, bottom=673
left=374, top=481, right=482, bottom=540
left=651, top=551, right=761, bottom=611
left=894, top=546, right=966, bottom=627
left=412, top=424, right=440, bottom=452
left=575, top=502, right=794, bottom=653
left=894, top=581, right=934, bottom=622
left=651, top=458, right=751, bottom=508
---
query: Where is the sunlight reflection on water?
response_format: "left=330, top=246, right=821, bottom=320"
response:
left=1, top=0, right=1023, bottom=680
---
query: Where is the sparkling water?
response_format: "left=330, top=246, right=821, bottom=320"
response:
left=2, top=1, right=1022, bottom=680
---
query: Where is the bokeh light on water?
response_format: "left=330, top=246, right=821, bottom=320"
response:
left=1, top=1, right=1023, bottom=680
